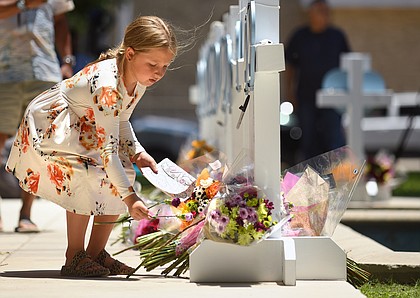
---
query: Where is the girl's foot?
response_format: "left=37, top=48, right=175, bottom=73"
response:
left=94, top=249, right=136, bottom=276
left=61, top=250, right=110, bottom=277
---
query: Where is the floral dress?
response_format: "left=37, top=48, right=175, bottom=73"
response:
left=6, top=58, right=146, bottom=215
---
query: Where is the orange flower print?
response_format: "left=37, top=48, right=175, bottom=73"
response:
left=78, top=109, right=106, bottom=151
left=85, top=108, right=95, bottom=121
left=64, top=78, right=75, bottom=89
left=25, top=169, right=40, bottom=194
left=96, top=126, right=106, bottom=148
left=100, top=178, right=119, bottom=197
left=45, top=124, right=57, bottom=139
left=81, top=64, right=98, bottom=76
left=19, top=122, right=30, bottom=154
left=110, top=183, right=119, bottom=197
left=47, top=163, right=65, bottom=190
left=46, top=158, right=73, bottom=196
left=56, top=156, right=74, bottom=177
left=99, top=87, right=118, bottom=108
left=93, top=87, right=122, bottom=116
left=47, top=102, right=65, bottom=119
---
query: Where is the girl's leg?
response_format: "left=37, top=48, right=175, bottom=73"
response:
left=65, top=210, right=90, bottom=265
left=86, top=215, right=119, bottom=259
left=87, top=215, right=135, bottom=275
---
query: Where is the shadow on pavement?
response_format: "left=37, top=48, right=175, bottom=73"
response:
left=0, top=270, right=140, bottom=281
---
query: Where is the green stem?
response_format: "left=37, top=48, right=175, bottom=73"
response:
left=126, top=217, right=205, bottom=278
left=161, top=251, right=189, bottom=276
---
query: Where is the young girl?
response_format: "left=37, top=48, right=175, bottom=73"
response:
left=6, top=16, right=177, bottom=277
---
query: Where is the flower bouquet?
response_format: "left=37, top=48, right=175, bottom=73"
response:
left=201, top=151, right=281, bottom=246
left=279, top=146, right=371, bottom=286
left=280, top=146, right=365, bottom=237
left=363, top=149, right=406, bottom=200
left=365, top=150, right=395, bottom=185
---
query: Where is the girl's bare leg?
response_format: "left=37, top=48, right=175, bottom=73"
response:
left=65, top=211, right=90, bottom=265
left=86, top=215, right=119, bottom=259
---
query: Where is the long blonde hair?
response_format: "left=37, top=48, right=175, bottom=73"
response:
left=89, top=16, right=177, bottom=71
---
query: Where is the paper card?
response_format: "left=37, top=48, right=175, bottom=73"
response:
left=141, top=158, right=196, bottom=198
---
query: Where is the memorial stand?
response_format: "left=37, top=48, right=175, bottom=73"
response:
left=189, top=0, right=347, bottom=285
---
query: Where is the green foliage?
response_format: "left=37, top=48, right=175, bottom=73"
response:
left=392, top=172, right=420, bottom=197
left=360, top=280, right=420, bottom=298
left=68, top=0, right=115, bottom=30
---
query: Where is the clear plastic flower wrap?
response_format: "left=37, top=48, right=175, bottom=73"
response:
left=200, top=151, right=283, bottom=246
left=281, top=146, right=365, bottom=236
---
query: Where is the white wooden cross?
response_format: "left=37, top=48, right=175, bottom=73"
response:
left=317, top=53, right=393, bottom=159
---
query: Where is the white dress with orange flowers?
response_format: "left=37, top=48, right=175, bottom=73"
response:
left=6, top=58, right=146, bottom=215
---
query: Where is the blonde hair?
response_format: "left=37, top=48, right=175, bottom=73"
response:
left=89, top=16, right=177, bottom=69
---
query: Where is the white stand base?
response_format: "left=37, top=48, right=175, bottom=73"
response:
left=189, top=237, right=346, bottom=285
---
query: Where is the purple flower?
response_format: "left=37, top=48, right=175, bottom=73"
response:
left=219, top=215, right=230, bottom=226
left=210, top=209, right=221, bottom=221
left=233, top=194, right=243, bottom=205
left=247, top=210, right=258, bottom=223
left=236, top=217, right=244, bottom=227
left=254, top=221, right=266, bottom=231
left=184, top=213, right=194, bottom=221
left=216, top=224, right=226, bottom=234
left=264, top=199, right=275, bottom=211
left=238, top=200, right=247, bottom=208
left=171, top=198, right=181, bottom=207
left=239, top=207, right=249, bottom=220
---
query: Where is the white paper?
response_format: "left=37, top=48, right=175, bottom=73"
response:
left=141, top=158, right=196, bottom=198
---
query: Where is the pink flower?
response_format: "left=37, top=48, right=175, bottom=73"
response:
left=134, top=218, right=160, bottom=242
left=175, top=221, right=205, bottom=256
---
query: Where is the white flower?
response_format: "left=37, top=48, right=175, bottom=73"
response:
left=200, top=178, right=214, bottom=188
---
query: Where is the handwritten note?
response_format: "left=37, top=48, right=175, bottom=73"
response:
left=141, top=158, right=196, bottom=198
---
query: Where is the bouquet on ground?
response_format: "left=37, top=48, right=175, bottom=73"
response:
left=280, top=146, right=365, bottom=237
left=201, top=152, right=280, bottom=246
left=279, top=146, right=371, bottom=287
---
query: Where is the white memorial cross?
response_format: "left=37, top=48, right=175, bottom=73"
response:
left=317, top=53, right=393, bottom=159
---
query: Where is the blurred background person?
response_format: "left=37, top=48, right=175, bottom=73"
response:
left=284, top=0, right=350, bottom=161
left=0, top=0, right=75, bottom=232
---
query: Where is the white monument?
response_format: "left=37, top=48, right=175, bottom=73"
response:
left=189, top=0, right=346, bottom=285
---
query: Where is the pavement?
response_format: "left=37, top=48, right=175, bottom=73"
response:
left=338, top=196, right=420, bottom=283
left=0, top=197, right=365, bottom=298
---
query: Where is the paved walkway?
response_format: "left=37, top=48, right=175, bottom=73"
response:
left=0, top=198, right=365, bottom=298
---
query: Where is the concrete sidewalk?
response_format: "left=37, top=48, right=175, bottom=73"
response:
left=0, top=198, right=365, bottom=298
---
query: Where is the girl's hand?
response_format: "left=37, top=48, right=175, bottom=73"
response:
left=131, top=151, right=158, bottom=174
left=123, top=193, right=150, bottom=220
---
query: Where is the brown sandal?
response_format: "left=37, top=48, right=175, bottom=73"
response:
left=61, top=250, right=110, bottom=277
left=94, top=249, right=136, bottom=276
